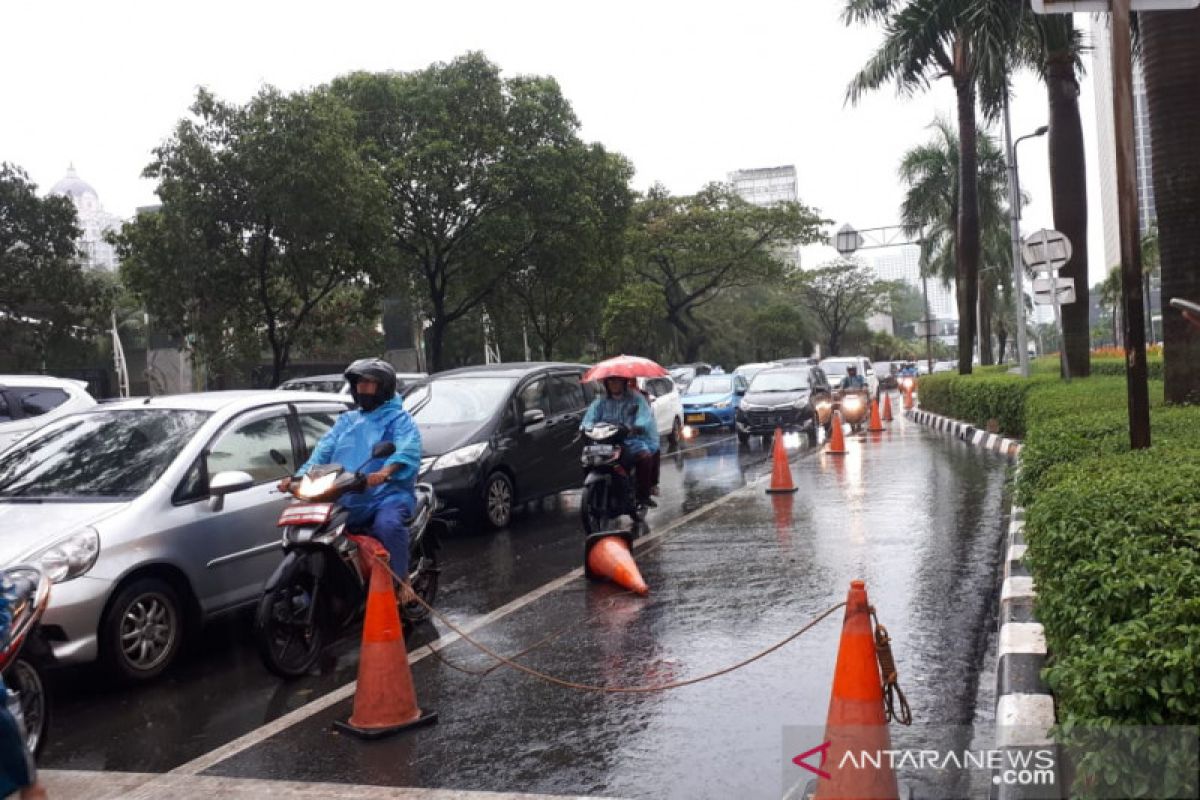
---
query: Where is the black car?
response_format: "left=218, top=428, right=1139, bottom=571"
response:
left=405, top=363, right=593, bottom=529
left=734, top=366, right=832, bottom=446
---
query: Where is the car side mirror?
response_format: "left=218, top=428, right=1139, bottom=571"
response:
left=208, top=470, right=255, bottom=512
left=523, top=409, right=546, bottom=427
left=372, top=442, right=396, bottom=459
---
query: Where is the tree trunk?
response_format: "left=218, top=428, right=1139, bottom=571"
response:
left=978, top=287, right=994, bottom=365
left=427, top=317, right=447, bottom=373
left=1046, top=48, right=1092, bottom=377
left=997, top=322, right=1009, bottom=365
left=955, top=71, right=980, bottom=375
left=269, top=342, right=290, bottom=389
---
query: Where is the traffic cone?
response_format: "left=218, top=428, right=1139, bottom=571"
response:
left=882, top=393, right=894, bottom=422
left=813, top=580, right=900, bottom=800
left=867, top=398, right=885, bottom=432
left=766, top=427, right=798, bottom=494
left=826, top=412, right=847, bottom=455
left=902, top=386, right=914, bottom=410
left=586, top=535, right=649, bottom=595
left=334, top=556, right=437, bottom=739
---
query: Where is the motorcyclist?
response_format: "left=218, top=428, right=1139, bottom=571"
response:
left=899, top=362, right=919, bottom=378
left=839, top=365, right=867, bottom=392
left=581, top=377, right=659, bottom=508
left=0, top=579, right=47, bottom=799
left=277, top=358, right=422, bottom=581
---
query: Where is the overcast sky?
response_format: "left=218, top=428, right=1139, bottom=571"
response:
left=1, top=0, right=1107, bottom=284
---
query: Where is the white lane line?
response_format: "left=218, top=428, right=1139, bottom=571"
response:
left=164, top=447, right=789, bottom=780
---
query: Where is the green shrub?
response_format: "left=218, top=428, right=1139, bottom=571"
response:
left=1091, top=355, right=1164, bottom=381
left=916, top=372, right=1049, bottom=437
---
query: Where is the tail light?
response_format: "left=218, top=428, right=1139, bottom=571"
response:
left=278, top=503, right=334, bottom=527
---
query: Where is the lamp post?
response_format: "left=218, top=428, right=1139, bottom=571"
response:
left=1002, top=90, right=1048, bottom=379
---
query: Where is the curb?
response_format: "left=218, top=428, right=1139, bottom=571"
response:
left=905, top=406, right=1060, bottom=797
left=904, top=407, right=1023, bottom=460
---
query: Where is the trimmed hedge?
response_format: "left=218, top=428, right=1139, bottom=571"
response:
left=916, top=371, right=1052, bottom=438
left=1091, top=355, right=1164, bottom=381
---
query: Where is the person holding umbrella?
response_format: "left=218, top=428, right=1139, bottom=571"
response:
left=580, top=356, right=665, bottom=508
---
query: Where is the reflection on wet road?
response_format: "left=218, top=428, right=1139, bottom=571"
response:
left=46, top=415, right=1010, bottom=800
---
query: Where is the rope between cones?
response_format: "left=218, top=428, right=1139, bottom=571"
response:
left=379, top=552, right=846, bottom=694
left=870, top=608, right=913, bottom=725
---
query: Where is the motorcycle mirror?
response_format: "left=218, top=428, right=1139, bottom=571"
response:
left=372, top=442, right=396, bottom=458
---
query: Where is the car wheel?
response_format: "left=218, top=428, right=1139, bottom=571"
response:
left=8, top=658, right=48, bottom=758
left=737, top=431, right=750, bottom=446
left=668, top=417, right=683, bottom=447
left=101, top=577, right=184, bottom=682
left=806, top=425, right=819, bottom=447
left=482, top=471, right=515, bottom=530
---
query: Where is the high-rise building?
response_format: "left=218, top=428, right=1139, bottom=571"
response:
left=48, top=165, right=123, bottom=271
left=728, top=165, right=800, bottom=268
left=871, top=246, right=958, bottom=321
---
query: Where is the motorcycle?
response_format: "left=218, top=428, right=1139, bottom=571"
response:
left=0, top=566, right=53, bottom=758
left=833, top=387, right=871, bottom=433
left=579, top=423, right=647, bottom=539
left=254, top=442, right=440, bottom=679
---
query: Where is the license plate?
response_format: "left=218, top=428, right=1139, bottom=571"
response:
left=685, top=413, right=704, bottom=423
left=584, top=444, right=615, bottom=456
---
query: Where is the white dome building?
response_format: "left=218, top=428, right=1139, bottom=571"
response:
left=49, top=165, right=122, bottom=271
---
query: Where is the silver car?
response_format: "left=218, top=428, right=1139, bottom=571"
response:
left=0, top=391, right=351, bottom=681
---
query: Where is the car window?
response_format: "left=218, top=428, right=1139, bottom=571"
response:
left=517, top=378, right=551, bottom=416
left=206, top=414, right=296, bottom=485
left=683, top=376, right=734, bottom=396
left=16, top=388, right=69, bottom=418
left=548, top=375, right=586, bottom=415
left=297, top=410, right=341, bottom=462
left=406, top=377, right=516, bottom=425
left=0, top=393, right=12, bottom=423
left=0, top=410, right=210, bottom=499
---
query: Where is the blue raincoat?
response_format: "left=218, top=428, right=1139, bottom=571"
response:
left=296, top=396, right=422, bottom=527
left=0, top=577, right=36, bottom=795
left=581, top=391, right=658, bottom=455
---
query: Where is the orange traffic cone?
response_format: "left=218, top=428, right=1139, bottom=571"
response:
left=867, top=398, right=885, bottom=432
left=826, top=412, right=847, bottom=455
left=882, top=393, right=894, bottom=422
left=766, top=427, right=798, bottom=494
left=586, top=535, right=649, bottom=595
left=334, top=555, right=437, bottom=739
left=902, top=386, right=914, bottom=410
left=812, top=580, right=900, bottom=800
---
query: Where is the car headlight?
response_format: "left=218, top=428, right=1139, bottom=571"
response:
left=713, top=399, right=732, bottom=409
left=738, top=400, right=757, bottom=411
left=792, top=396, right=811, bottom=409
left=432, top=442, right=488, bottom=471
left=34, top=527, right=100, bottom=584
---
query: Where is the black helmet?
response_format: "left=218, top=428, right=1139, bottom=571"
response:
left=847, top=365, right=858, bottom=374
left=344, top=358, right=397, bottom=411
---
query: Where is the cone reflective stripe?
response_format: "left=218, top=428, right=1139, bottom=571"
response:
left=334, top=555, right=437, bottom=739
left=766, top=427, right=798, bottom=494
left=827, top=411, right=847, bottom=455
left=814, top=580, right=900, bottom=800
left=882, top=393, right=894, bottom=422
left=586, top=535, right=649, bottom=595
left=867, top=398, right=885, bottom=432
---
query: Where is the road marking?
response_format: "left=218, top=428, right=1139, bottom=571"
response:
left=160, top=442, right=803, bottom=781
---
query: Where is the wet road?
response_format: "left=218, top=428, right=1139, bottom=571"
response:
left=44, top=408, right=1011, bottom=799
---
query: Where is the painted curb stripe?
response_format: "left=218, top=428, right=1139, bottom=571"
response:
left=996, top=694, right=1056, bottom=747
left=999, top=622, right=1046, bottom=656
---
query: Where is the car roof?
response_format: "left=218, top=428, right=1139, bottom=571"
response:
left=282, top=374, right=344, bottom=383
left=97, top=390, right=350, bottom=413
left=430, top=362, right=587, bottom=379
left=0, top=375, right=90, bottom=390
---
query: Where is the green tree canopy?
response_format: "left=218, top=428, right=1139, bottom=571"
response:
left=794, top=259, right=891, bottom=355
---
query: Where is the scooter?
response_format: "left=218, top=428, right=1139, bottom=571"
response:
left=579, top=423, right=647, bottom=539
left=254, top=442, right=439, bottom=679
left=0, top=566, right=53, bottom=758
left=833, top=388, right=871, bottom=433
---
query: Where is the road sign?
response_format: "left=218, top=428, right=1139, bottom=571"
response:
left=1032, top=276, right=1076, bottom=305
left=833, top=224, right=864, bottom=256
left=1033, top=0, right=1197, bottom=11
left=1021, top=229, right=1072, bottom=272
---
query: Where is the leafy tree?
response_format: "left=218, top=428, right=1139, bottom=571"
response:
left=627, top=183, right=825, bottom=361
left=748, top=304, right=812, bottom=362
left=115, top=86, right=388, bottom=387
left=333, top=53, right=615, bottom=371
left=601, top=283, right=670, bottom=361
left=887, top=281, right=927, bottom=339
left=794, top=259, right=890, bottom=355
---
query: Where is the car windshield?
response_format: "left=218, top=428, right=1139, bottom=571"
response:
left=0, top=409, right=210, bottom=499
left=749, top=371, right=809, bottom=392
left=820, top=361, right=852, bottom=378
left=684, top=376, right=734, bottom=396
left=405, top=377, right=517, bottom=424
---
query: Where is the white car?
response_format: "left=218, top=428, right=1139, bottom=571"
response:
left=0, top=376, right=96, bottom=453
left=638, top=376, right=684, bottom=445
left=817, top=357, right=879, bottom=397
left=733, top=362, right=782, bottom=384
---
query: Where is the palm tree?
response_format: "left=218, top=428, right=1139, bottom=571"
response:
left=898, top=118, right=1011, bottom=364
left=1142, top=9, right=1200, bottom=401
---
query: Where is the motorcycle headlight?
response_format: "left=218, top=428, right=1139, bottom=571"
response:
left=33, top=527, right=100, bottom=584
left=713, top=399, right=732, bottom=409
left=432, top=442, right=488, bottom=471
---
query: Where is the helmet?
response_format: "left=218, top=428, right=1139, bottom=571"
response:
left=344, top=358, right=397, bottom=411
left=847, top=365, right=858, bottom=374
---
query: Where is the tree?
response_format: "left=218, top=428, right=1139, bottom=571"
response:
left=601, top=282, right=670, bottom=361
left=749, top=304, right=813, bottom=361
left=794, top=259, right=890, bottom=355
left=502, top=144, right=634, bottom=359
left=887, top=281, right=927, bottom=339
left=115, top=86, right=388, bottom=387
left=332, top=53, right=613, bottom=371
left=627, top=183, right=825, bottom=361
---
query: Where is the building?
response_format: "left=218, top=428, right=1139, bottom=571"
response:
left=48, top=165, right=123, bottom=271
left=728, top=165, right=801, bottom=268
left=871, top=245, right=958, bottom=322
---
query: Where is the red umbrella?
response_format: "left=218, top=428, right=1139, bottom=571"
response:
left=581, top=354, right=669, bottom=383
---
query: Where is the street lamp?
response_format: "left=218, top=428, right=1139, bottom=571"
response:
left=1002, top=90, right=1049, bottom=378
